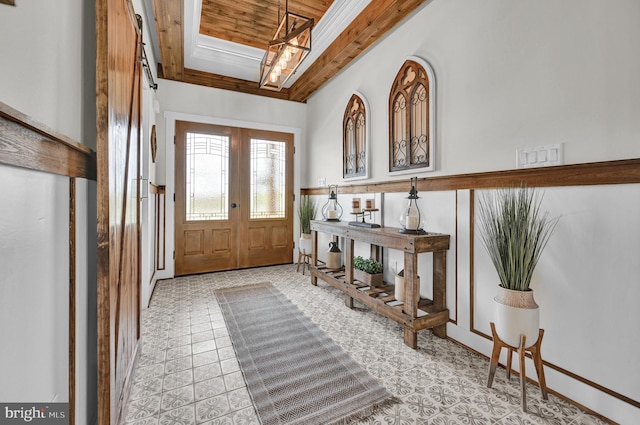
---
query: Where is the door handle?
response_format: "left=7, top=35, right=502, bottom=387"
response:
left=231, top=203, right=238, bottom=208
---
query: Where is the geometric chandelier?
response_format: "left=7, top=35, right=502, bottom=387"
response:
left=259, top=0, right=314, bottom=91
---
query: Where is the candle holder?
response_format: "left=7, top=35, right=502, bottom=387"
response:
left=321, top=184, right=343, bottom=221
left=399, top=177, right=426, bottom=235
left=349, top=206, right=381, bottom=228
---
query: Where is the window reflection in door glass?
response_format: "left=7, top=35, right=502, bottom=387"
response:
left=250, top=139, right=286, bottom=219
left=185, top=132, right=229, bottom=221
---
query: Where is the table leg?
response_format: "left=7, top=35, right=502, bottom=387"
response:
left=404, top=328, right=417, bottom=349
left=344, top=237, right=354, bottom=308
left=345, top=295, right=354, bottom=309
left=432, top=251, right=447, bottom=339
left=311, top=230, right=318, bottom=285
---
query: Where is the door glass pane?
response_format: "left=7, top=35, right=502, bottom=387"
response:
left=185, top=132, right=229, bottom=221
left=250, top=139, right=286, bottom=219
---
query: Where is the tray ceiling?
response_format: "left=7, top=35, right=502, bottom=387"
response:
left=146, top=0, right=429, bottom=102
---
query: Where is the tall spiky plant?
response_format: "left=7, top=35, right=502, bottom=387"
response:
left=477, top=186, right=559, bottom=291
left=298, top=195, right=317, bottom=234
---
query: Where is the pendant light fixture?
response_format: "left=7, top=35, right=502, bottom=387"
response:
left=259, top=0, right=314, bottom=91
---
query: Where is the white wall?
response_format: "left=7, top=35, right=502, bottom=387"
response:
left=0, top=167, right=69, bottom=402
left=469, top=186, right=640, bottom=423
left=0, top=1, right=84, bottom=142
left=305, top=0, right=640, bottom=187
left=0, top=1, right=97, bottom=422
left=304, top=0, right=640, bottom=422
left=135, top=0, right=161, bottom=310
left=155, top=80, right=307, bottom=278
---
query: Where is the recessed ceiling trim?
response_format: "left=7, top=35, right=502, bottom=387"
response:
left=184, top=0, right=371, bottom=87
left=195, top=36, right=263, bottom=62
left=285, top=0, right=371, bottom=87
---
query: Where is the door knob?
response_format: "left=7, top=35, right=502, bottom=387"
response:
left=231, top=203, right=238, bottom=208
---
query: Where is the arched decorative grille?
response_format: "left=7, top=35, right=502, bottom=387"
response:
left=389, top=60, right=432, bottom=172
left=355, top=113, right=366, bottom=173
left=343, top=94, right=367, bottom=178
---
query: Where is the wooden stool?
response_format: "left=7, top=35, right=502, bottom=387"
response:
left=296, top=251, right=312, bottom=275
left=487, top=322, right=548, bottom=411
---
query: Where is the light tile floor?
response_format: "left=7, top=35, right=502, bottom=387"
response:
left=124, top=264, right=609, bottom=425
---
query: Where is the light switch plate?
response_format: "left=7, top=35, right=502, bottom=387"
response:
left=516, top=143, right=564, bottom=169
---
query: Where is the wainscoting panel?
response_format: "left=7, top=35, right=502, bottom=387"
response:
left=302, top=163, right=640, bottom=423
left=471, top=184, right=640, bottom=420
left=150, top=184, right=166, bottom=273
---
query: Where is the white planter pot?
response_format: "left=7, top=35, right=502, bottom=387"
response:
left=394, top=275, right=404, bottom=301
left=299, top=235, right=313, bottom=254
left=494, top=287, right=540, bottom=348
left=394, top=275, right=419, bottom=302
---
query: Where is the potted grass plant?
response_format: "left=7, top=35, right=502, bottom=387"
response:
left=353, top=256, right=384, bottom=287
left=477, top=185, right=559, bottom=348
left=298, top=195, right=317, bottom=254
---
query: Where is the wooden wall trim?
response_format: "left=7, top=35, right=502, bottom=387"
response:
left=151, top=184, right=166, bottom=272
left=301, top=158, right=640, bottom=195
left=68, top=178, right=76, bottom=425
left=0, top=101, right=96, bottom=179
left=149, top=182, right=166, bottom=194
left=157, top=68, right=292, bottom=102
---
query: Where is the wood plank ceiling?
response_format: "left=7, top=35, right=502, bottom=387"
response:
left=199, top=0, right=334, bottom=50
left=153, top=0, right=428, bottom=103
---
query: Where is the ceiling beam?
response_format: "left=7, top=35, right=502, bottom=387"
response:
left=152, top=0, right=184, bottom=80
left=179, top=68, right=291, bottom=101
left=289, top=0, right=428, bottom=102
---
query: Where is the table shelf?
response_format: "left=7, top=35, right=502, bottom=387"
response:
left=310, top=221, right=450, bottom=348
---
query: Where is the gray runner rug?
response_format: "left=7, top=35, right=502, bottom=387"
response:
left=215, top=282, right=397, bottom=425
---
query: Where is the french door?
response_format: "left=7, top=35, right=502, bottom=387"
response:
left=175, top=121, right=294, bottom=275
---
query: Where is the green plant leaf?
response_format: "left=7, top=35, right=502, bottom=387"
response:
left=353, top=256, right=383, bottom=274
left=298, top=195, right=317, bottom=234
left=477, top=185, right=559, bottom=291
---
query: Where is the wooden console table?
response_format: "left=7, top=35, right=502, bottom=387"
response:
left=310, top=220, right=450, bottom=348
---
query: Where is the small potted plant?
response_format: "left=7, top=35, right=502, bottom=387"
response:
left=298, top=195, right=317, bottom=254
left=353, top=256, right=384, bottom=287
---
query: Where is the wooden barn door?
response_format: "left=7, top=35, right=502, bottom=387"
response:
left=96, top=0, right=142, bottom=423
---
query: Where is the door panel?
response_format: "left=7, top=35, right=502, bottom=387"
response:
left=96, top=0, right=141, bottom=423
left=238, top=129, right=294, bottom=268
left=175, top=123, right=293, bottom=275
left=175, top=121, right=239, bottom=275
